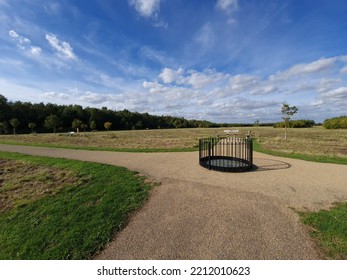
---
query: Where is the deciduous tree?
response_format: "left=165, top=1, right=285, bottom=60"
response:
left=10, top=118, right=20, bottom=134
left=104, top=121, right=112, bottom=131
left=281, top=103, right=298, bottom=140
left=44, top=114, right=61, bottom=133
left=28, top=122, right=36, bottom=133
left=72, top=119, right=83, bottom=132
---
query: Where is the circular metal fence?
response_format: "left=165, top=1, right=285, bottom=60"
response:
left=199, top=136, right=253, bottom=172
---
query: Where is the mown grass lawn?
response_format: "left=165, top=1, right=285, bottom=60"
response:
left=0, top=151, right=153, bottom=259
left=299, top=203, right=347, bottom=260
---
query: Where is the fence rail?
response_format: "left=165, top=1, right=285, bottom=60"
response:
left=199, top=137, right=253, bottom=172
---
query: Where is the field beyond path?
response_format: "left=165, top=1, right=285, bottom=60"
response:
left=1, top=144, right=347, bottom=259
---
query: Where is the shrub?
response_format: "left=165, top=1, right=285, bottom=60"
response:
left=323, top=116, right=347, bottom=129
left=274, top=119, right=315, bottom=128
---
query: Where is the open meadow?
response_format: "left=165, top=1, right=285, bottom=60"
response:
left=1, top=126, right=347, bottom=260
left=0, top=126, right=347, bottom=159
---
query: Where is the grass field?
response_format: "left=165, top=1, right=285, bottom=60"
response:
left=1, top=126, right=347, bottom=158
left=1, top=127, right=347, bottom=260
left=0, top=151, right=153, bottom=259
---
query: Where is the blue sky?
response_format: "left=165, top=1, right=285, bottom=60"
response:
left=1, top=0, right=347, bottom=123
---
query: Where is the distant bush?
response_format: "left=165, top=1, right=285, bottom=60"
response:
left=274, top=119, right=315, bottom=128
left=323, top=116, right=347, bottom=129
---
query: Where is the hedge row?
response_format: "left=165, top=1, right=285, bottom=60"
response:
left=274, top=119, right=316, bottom=128
left=323, top=116, right=347, bottom=129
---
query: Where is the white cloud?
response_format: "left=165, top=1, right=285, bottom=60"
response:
left=159, top=67, right=184, bottom=84
left=128, top=0, right=160, bottom=18
left=45, top=33, right=77, bottom=60
left=270, top=57, right=337, bottom=81
left=43, top=91, right=70, bottom=100
left=229, top=74, right=259, bottom=91
left=216, top=0, right=238, bottom=12
left=30, top=46, right=42, bottom=56
left=138, top=54, right=347, bottom=122
left=323, top=87, right=347, bottom=100
left=79, top=91, right=111, bottom=104
left=185, top=69, right=227, bottom=89
left=143, top=81, right=160, bottom=89
left=8, top=29, right=42, bottom=56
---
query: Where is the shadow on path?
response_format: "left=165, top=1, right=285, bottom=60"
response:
left=252, top=158, right=291, bottom=172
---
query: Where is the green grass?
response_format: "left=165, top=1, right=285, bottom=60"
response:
left=299, top=203, right=347, bottom=259
left=0, top=151, right=153, bottom=259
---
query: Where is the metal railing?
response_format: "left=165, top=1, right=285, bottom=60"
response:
left=199, top=136, right=253, bottom=172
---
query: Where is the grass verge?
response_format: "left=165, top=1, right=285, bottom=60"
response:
left=299, top=203, right=347, bottom=259
left=253, top=139, right=347, bottom=165
left=0, top=151, right=153, bottom=259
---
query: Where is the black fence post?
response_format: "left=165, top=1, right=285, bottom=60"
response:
left=208, top=141, right=211, bottom=170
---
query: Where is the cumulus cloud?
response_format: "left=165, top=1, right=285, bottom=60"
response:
left=185, top=69, right=227, bottom=89
left=45, top=33, right=77, bottom=60
left=138, top=54, right=347, bottom=122
left=128, top=0, right=160, bottom=18
left=159, top=67, right=184, bottom=84
left=8, top=30, right=42, bottom=56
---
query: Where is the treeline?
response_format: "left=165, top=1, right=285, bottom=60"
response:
left=0, top=94, right=218, bottom=134
left=273, top=119, right=316, bottom=128
left=323, top=116, right=347, bottom=129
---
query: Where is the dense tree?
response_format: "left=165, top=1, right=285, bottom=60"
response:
left=0, top=94, right=10, bottom=121
left=0, top=95, right=236, bottom=133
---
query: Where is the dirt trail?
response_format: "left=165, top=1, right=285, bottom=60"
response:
left=1, top=144, right=347, bottom=259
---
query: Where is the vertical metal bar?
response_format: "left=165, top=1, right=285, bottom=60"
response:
left=208, top=141, right=211, bottom=169
left=199, top=139, right=202, bottom=164
left=250, top=138, right=253, bottom=166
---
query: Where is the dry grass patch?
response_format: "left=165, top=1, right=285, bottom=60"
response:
left=0, top=159, right=87, bottom=212
left=1, top=126, right=347, bottom=158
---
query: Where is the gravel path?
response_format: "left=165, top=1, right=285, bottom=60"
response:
left=1, top=144, right=347, bottom=259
